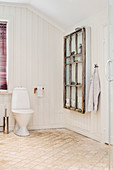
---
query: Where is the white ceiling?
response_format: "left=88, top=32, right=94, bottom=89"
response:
left=0, top=0, right=107, bottom=30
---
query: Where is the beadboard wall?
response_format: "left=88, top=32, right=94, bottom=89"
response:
left=64, top=9, right=108, bottom=143
left=0, top=3, right=109, bottom=144
left=0, top=4, right=64, bottom=130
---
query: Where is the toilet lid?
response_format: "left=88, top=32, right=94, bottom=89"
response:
left=12, top=109, right=34, bottom=114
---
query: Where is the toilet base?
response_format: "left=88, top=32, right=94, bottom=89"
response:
left=15, top=127, right=30, bottom=136
left=14, top=122, right=19, bottom=134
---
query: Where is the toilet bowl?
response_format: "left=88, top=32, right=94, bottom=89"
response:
left=12, top=87, right=34, bottom=136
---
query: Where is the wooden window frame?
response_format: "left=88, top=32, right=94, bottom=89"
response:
left=63, top=27, right=86, bottom=113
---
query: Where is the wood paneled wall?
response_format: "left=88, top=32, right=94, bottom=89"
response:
left=64, top=9, right=108, bottom=142
left=0, top=3, right=108, bottom=143
left=0, top=4, right=64, bottom=130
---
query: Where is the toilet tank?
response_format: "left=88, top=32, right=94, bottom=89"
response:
left=12, top=87, right=30, bottom=109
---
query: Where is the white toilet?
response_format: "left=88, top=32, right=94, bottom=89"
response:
left=12, top=87, right=34, bottom=136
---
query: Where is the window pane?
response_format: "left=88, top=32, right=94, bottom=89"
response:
left=77, top=63, right=82, bottom=85
left=71, top=34, right=75, bottom=55
left=77, top=32, right=82, bottom=54
left=65, top=57, right=73, bottom=64
left=71, top=63, right=76, bottom=85
left=65, top=37, right=70, bottom=57
left=65, top=87, right=70, bottom=107
left=76, top=87, right=82, bottom=110
left=71, top=87, right=75, bottom=108
left=0, top=22, right=7, bottom=90
left=73, top=55, right=82, bottom=62
left=65, top=65, right=70, bottom=85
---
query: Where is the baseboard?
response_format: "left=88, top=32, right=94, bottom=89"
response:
left=9, top=124, right=102, bottom=143
left=66, top=124, right=102, bottom=142
left=29, top=124, right=65, bottom=130
left=9, top=124, right=65, bottom=132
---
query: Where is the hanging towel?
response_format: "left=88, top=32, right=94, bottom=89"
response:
left=88, top=68, right=101, bottom=112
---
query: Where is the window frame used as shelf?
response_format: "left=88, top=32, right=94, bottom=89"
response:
left=63, top=27, right=86, bottom=113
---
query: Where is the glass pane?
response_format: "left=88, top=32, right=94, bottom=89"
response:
left=65, top=65, right=70, bottom=85
left=71, top=34, right=75, bottom=55
left=77, top=63, right=82, bottom=85
left=77, top=55, right=83, bottom=62
left=73, top=55, right=82, bottom=62
left=65, top=86, right=70, bottom=107
left=66, top=37, right=70, bottom=57
left=65, top=57, right=73, bottom=64
left=71, top=87, right=75, bottom=108
left=76, top=87, right=82, bottom=110
left=71, top=63, right=76, bottom=85
left=77, top=32, right=82, bottom=54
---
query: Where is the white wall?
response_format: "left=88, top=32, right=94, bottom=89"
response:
left=64, top=9, right=108, bottom=143
left=109, top=3, right=113, bottom=144
left=0, top=3, right=64, bottom=130
left=0, top=3, right=109, bottom=144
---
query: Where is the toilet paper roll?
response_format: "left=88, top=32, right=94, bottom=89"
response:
left=37, top=86, right=43, bottom=97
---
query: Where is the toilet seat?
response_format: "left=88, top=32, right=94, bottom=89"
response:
left=12, top=109, right=34, bottom=114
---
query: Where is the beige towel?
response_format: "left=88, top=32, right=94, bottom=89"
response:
left=88, top=68, right=101, bottom=112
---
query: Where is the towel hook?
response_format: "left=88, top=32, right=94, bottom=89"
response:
left=94, top=64, right=98, bottom=68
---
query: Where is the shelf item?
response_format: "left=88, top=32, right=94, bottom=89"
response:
left=71, top=34, right=75, bottom=55
left=77, top=63, right=82, bottom=85
left=71, top=63, right=76, bottom=85
left=65, top=86, right=70, bottom=107
left=65, top=65, right=70, bottom=85
left=70, top=87, right=75, bottom=108
left=77, top=31, right=83, bottom=54
left=76, top=86, right=82, bottom=110
left=64, top=27, right=86, bottom=113
left=65, top=37, right=70, bottom=57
